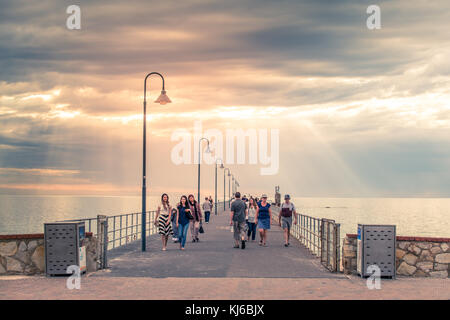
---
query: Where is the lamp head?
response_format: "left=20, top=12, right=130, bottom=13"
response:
left=205, top=145, right=211, bottom=153
left=154, top=90, right=172, bottom=105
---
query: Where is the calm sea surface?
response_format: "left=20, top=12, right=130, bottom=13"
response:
left=0, top=195, right=449, bottom=238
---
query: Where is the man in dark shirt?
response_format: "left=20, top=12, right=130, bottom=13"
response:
left=230, top=192, right=247, bottom=249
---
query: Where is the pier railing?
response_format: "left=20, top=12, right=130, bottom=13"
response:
left=60, top=210, right=158, bottom=249
left=271, top=207, right=341, bottom=272
left=320, top=218, right=341, bottom=273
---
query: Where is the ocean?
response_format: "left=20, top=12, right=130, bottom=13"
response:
left=0, top=195, right=449, bottom=239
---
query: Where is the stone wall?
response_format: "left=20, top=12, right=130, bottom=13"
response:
left=0, top=234, right=45, bottom=275
left=82, top=233, right=99, bottom=273
left=342, top=234, right=450, bottom=278
left=342, top=235, right=358, bottom=274
left=0, top=232, right=98, bottom=275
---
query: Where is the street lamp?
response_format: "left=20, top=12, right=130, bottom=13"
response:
left=141, top=72, right=171, bottom=252
left=215, top=158, right=223, bottom=215
left=197, top=137, right=211, bottom=203
left=223, top=167, right=230, bottom=210
left=232, top=175, right=235, bottom=198
left=229, top=173, right=232, bottom=208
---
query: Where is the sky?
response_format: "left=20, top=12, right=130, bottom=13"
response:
left=0, top=0, right=449, bottom=198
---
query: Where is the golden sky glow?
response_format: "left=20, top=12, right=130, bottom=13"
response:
left=1, top=0, right=450, bottom=197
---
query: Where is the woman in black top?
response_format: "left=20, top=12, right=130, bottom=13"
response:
left=177, top=195, right=191, bottom=250
left=188, top=194, right=203, bottom=242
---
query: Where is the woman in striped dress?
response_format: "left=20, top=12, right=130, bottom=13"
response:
left=154, top=193, right=173, bottom=251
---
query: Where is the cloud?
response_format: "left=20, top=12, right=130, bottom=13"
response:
left=1, top=0, right=450, bottom=196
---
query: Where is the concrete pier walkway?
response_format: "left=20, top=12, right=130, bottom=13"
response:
left=92, top=208, right=342, bottom=279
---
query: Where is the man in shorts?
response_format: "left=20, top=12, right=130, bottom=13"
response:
left=278, top=194, right=297, bottom=247
left=230, top=192, right=247, bottom=249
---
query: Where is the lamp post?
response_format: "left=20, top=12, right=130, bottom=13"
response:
left=215, top=158, right=224, bottom=215
left=232, top=175, right=235, bottom=198
left=142, top=72, right=171, bottom=252
left=229, top=173, right=232, bottom=208
left=223, top=168, right=230, bottom=210
left=197, top=137, right=211, bottom=203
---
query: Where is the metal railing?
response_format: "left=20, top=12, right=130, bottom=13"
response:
left=106, top=211, right=158, bottom=250
left=59, top=210, right=158, bottom=250
left=271, top=206, right=341, bottom=272
left=320, top=218, right=341, bottom=272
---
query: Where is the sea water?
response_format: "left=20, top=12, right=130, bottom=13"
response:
left=0, top=195, right=449, bottom=238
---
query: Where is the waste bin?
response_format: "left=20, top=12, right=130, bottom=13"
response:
left=357, top=224, right=396, bottom=278
left=44, top=222, right=86, bottom=276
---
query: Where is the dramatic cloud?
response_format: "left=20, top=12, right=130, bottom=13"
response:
left=0, top=0, right=449, bottom=197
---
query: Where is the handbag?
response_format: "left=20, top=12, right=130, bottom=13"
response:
left=185, top=208, right=194, bottom=220
left=199, top=222, right=205, bottom=234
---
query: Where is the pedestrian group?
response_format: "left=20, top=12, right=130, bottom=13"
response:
left=153, top=192, right=297, bottom=251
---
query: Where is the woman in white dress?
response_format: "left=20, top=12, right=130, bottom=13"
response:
left=154, top=193, right=173, bottom=251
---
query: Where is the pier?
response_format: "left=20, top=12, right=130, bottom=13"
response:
left=91, top=207, right=341, bottom=279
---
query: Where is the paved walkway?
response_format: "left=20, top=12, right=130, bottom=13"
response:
left=1, top=275, right=449, bottom=300
left=92, top=208, right=341, bottom=278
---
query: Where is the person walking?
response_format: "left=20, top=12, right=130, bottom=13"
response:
left=154, top=193, right=173, bottom=251
left=255, top=194, right=271, bottom=246
left=171, top=207, right=179, bottom=242
left=246, top=198, right=257, bottom=242
left=278, top=194, right=297, bottom=247
left=203, top=197, right=211, bottom=224
left=188, top=194, right=203, bottom=242
left=229, top=192, right=247, bottom=249
left=176, top=195, right=191, bottom=250
left=208, top=196, right=214, bottom=215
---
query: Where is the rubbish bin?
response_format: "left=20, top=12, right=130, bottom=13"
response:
left=357, top=224, right=396, bottom=278
left=44, top=222, right=86, bottom=276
